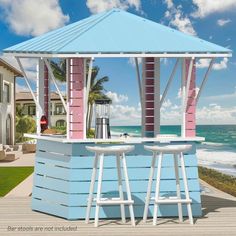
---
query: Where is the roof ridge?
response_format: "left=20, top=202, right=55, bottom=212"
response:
left=56, top=9, right=116, bottom=52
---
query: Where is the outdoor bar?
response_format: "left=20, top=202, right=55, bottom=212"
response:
left=4, top=9, right=231, bottom=222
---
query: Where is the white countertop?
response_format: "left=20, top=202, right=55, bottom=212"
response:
left=24, top=133, right=205, bottom=144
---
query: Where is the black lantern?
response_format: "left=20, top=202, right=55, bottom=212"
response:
left=94, top=99, right=111, bottom=139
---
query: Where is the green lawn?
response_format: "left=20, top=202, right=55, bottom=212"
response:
left=0, top=167, right=34, bottom=197
left=199, top=166, right=236, bottom=197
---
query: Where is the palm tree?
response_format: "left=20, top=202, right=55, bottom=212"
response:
left=86, top=65, right=109, bottom=131
left=50, top=59, right=66, bottom=82
left=51, top=59, right=109, bottom=133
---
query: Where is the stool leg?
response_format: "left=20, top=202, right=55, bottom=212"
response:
left=116, top=154, right=126, bottom=223
left=143, top=153, right=157, bottom=223
left=153, top=153, right=163, bottom=226
left=85, top=154, right=99, bottom=224
left=122, top=153, right=135, bottom=227
left=180, top=152, right=193, bottom=225
left=174, top=154, right=183, bottom=222
left=95, top=154, right=104, bottom=227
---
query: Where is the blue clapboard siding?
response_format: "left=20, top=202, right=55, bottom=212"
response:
left=32, top=140, right=202, bottom=220
left=35, top=163, right=199, bottom=181
left=34, top=174, right=200, bottom=193
left=33, top=186, right=201, bottom=206
left=32, top=198, right=202, bottom=220
left=36, top=140, right=196, bottom=156
left=35, top=152, right=198, bottom=168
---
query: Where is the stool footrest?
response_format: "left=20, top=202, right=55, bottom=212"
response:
left=96, top=198, right=134, bottom=205
left=151, top=196, right=192, bottom=204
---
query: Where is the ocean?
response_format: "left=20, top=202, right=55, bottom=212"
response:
left=111, top=125, right=236, bottom=176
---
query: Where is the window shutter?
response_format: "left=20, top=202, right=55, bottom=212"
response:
left=0, top=74, right=3, bottom=103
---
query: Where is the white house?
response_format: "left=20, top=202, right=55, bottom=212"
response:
left=0, top=58, right=22, bottom=145
left=16, top=92, right=66, bottom=127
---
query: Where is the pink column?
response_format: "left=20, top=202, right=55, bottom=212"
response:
left=68, top=58, right=84, bottom=139
left=44, top=65, right=49, bottom=119
left=185, top=59, right=196, bottom=137
left=143, top=57, right=155, bottom=137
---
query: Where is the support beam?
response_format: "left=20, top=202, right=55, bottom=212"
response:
left=66, top=59, right=70, bottom=138
left=43, top=58, right=67, bottom=113
left=36, top=59, right=44, bottom=134
left=196, top=58, right=214, bottom=104
left=83, top=58, right=87, bottom=138
left=86, top=58, right=93, bottom=106
left=15, top=57, right=39, bottom=107
left=184, top=58, right=194, bottom=112
left=181, top=59, right=186, bottom=137
left=181, top=58, right=196, bottom=137
left=160, top=58, right=180, bottom=106
left=154, top=58, right=161, bottom=136
left=142, top=57, right=160, bottom=137
left=85, top=57, right=93, bottom=130
left=135, top=58, right=143, bottom=108
left=43, top=63, right=50, bottom=125
left=67, top=58, right=85, bottom=139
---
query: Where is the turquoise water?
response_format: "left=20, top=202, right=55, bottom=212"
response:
left=111, top=125, right=236, bottom=148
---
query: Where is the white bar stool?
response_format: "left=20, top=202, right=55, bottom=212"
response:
left=85, top=145, right=135, bottom=227
left=143, top=144, right=194, bottom=225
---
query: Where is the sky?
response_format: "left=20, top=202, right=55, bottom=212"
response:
left=0, top=0, right=236, bottom=126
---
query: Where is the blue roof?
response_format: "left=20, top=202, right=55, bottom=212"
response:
left=4, top=9, right=231, bottom=55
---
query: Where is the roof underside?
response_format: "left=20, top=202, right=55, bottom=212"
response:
left=0, top=58, right=23, bottom=76
left=4, top=9, right=231, bottom=57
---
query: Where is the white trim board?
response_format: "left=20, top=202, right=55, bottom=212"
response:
left=4, top=52, right=232, bottom=58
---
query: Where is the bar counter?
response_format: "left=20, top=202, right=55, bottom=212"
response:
left=26, top=134, right=204, bottom=220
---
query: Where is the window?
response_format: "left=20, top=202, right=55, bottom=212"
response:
left=55, top=103, right=65, bottom=115
left=28, top=104, right=36, bottom=116
left=3, top=83, right=10, bottom=103
left=56, top=119, right=66, bottom=127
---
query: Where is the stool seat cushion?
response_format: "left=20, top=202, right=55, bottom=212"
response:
left=144, top=144, right=192, bottom=154
left=86, top=145, right=134, bottom=155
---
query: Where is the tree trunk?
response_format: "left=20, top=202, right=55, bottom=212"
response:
left=88, top=103, right=93, bottom=131
left=86, top=103, right=91, bottom=131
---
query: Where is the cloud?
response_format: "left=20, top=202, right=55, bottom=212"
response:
left=217, top=18, right=231, bottom=26
left=196, top=104, right=236, bottom=124
left=196, top=58, right=228, bottom=70
left=107, top=90, right=236, bottom=125
left=161, top=101, right=236, bottom=125
left=86, top=0, right=141, bottom=14
left=164, top=2, right=196, bottom=36
left=128, top=57, right=142, bottom=67
left=162, top=99, right=172, bottom=108
left=192, top=0, right=236, bottom=18
left=0, top=0, right=69, bottom=36
left=106, top=91, right=128, bottom=104
left=110, top=104, right=141, bottom=126
left=164, top=0, right=174, bottom=9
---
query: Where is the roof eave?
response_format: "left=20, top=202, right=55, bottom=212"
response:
left=3, top=51, right=232, bottom=59
left=0, top=58, right=23, bottom=77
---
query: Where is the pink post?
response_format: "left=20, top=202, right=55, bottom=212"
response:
left=44, top=64, right=49, bottom=119
left=142, top=57, right=160, bottom=137
left=68, top=58, right=85, bottom=139
left=185, top=59, right=196, bottom=137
